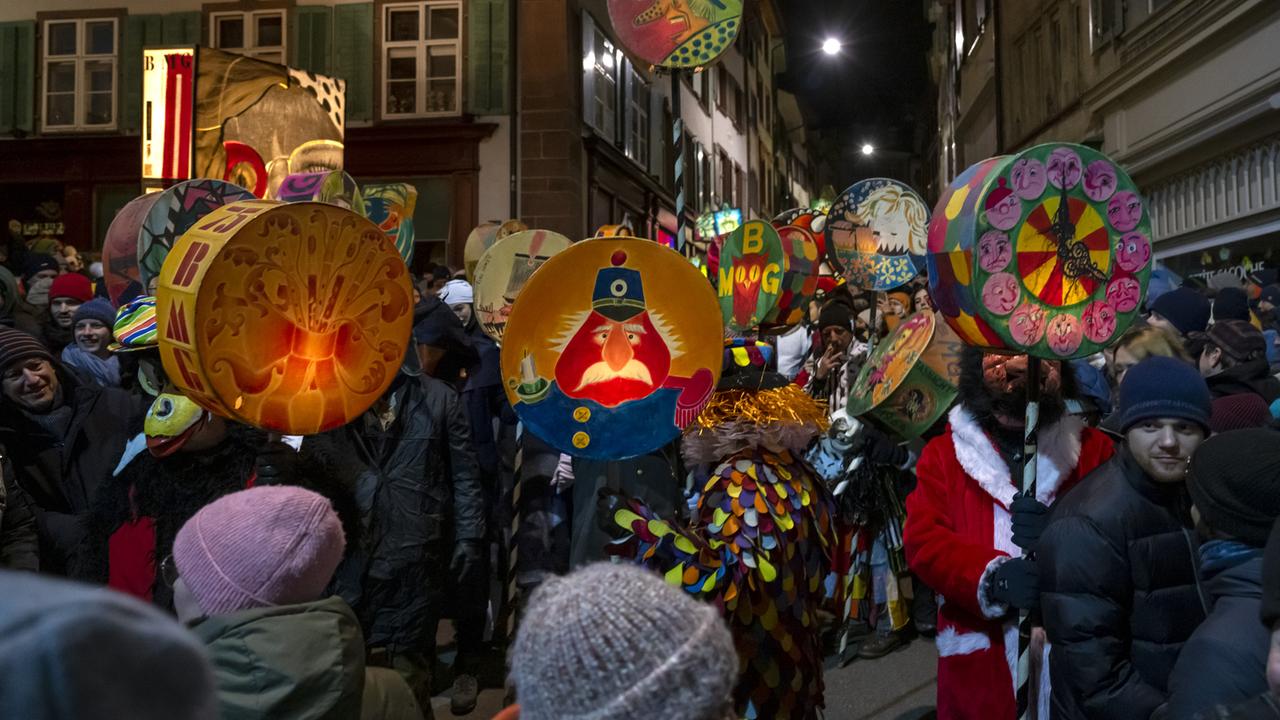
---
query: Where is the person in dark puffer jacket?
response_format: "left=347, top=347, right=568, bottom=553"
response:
left=1164, top=429, right=1280, bottom=720
left=1040, top=357, right=1213, bottom=720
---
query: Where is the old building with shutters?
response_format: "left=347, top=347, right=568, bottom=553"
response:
left=0, top=0, right=513, bottom=269
left=929, top=0, right=1280, bottom=283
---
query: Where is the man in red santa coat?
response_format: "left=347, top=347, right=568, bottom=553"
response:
left=904, top=348, right=1114, bottom=719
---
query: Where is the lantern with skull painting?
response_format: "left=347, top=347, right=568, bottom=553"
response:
left=926, top=143, right=1152, bottom=359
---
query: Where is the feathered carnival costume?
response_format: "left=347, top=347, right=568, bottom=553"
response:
left=605, top=339, right=837, bottom=720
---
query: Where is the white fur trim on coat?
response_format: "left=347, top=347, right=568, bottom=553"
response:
left=936, top=626, right=992, bottom=657
left=947, top=405, right=1084, bottom=509
left=977, top=556, right=1011, bottom=619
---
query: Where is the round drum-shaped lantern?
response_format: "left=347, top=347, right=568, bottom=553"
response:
left=774, top=207, right=828, bottom=255
left=473, top=229, right=573, bottom=343
left=103, top=193, right=161, bottom=305
left=825, top=179, right=929, bottom=291
left=606, top=0, right=743, bottom=69
left=500, top=237, right=723, bottom=460
left=362, top=183, right=418, bottom=266
left=464, top=219, right=528, bottom=282
left=759, top=223, right=821, bottom=332
left=716, top=220, right=785, bottom=332
left=156, top=201, right=415, bottom=435
left=929, top=143, right=1152, bottom=359
left=137, top=180, right=257, bottom=293
left=847, top=311, right=963, bottom=440
left=274, top=170, right=364, bottom=215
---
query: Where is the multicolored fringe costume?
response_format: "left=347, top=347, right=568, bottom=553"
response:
left=607, top=352, right=838, bottom=720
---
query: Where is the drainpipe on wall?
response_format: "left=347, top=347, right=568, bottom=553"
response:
left=510, top=0, right=520, bottom=218
left=992, top=0, right=1005, bottom=153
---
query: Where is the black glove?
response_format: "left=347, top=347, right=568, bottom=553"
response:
left=989, top=557, right=1039, bottom=611
left=255, top=440, right=298, bottom=485
left=1010, top=492, right=1049, bottom=553
left=450, top=539, right=486, bottom=588
left=596, top=488, right=631, bottom=540
left=864, top=426, right=908, bottom=468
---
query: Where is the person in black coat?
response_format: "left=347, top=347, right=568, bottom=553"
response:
left=0, top=450, right=37, bottom=571
left=1199, top=320, right=1280, bottom=404
left=0, top=326, right=141, bottom=573
left=1164, top=429, right=1280, bottom=720
left=316, top=349, right=486, bottom=714
left=1040, top=357, right=1213, bottom=720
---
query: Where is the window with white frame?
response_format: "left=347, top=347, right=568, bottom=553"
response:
left=383, top=1, right=462, bottom=118
left=624, top=65, right=650, bottom=168
left=42, top=18, right=117, bottom=132
left=582, top=14, right=619, bottom=138
left=210, top=10, right=286, bottom=63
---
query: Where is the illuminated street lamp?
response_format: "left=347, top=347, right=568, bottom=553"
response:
left=860, top=143, right=875, bottom=156
left=822, top=38, right=842, bottom=56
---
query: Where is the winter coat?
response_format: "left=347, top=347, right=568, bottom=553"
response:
left=322, top=374, right=485, bottom=652
left=904, top=405, right=1115, bottom=720
left=1167, top=550, right=1267, bottom=720
left=1191, top=694, right=1280, bottom=720
left=1205, top=359, right=1280, bottom=404
left=191, top=597, right=372, bottom=720
left=0, top=451, right=38, bottom=570
left=0, top=363, right=141, bottom=572
left=1039, top=447, right=1210, bottom=720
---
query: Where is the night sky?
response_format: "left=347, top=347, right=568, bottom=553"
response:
left=779, top=0, right=932, bottom=182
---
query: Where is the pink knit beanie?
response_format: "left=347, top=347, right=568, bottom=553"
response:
left=172, top=486, right=346, bottom=617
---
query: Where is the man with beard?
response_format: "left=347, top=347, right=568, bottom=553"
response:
left=1039, top=357, right=1212, bottom=720
left=904, top=348, right=1114, bottom=720
left=0, top=326, right=140, bottom=573
left=804, top=300, right=867, bottom=411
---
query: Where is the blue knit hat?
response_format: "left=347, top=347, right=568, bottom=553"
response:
left=1116, top=356, right=1211, bottom=433
left=1149, top=287, right=1211, bottom=336
left=72, top=298, right=117, bottom=329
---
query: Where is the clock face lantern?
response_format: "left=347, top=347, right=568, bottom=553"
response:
left=927, top=143, right=1152, bottom=360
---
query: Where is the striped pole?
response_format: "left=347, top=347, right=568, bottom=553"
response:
left=502, top=423, right=524, bottom=642
left=672, top=69, right=686, bottom=254
left=1016, top=356, right=1041, bottom=719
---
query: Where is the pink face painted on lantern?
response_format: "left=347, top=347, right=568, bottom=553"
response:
left=1083, top=301, right=1118, bottom=343
left=1115, top=232, right=1151, bottom=272
left=987, top=193, right=1021, bottom=231
left=1107, top=276, right=1141, bottom=313
left=1046, top=148, right=1083, bottom=189
left=978, top=231, right=1013, bottom=272
left=982, top=272, right=1021, bottom=316
left=1010, top=158, right=1047, bottom=200
left=1046, top=314, right=1083, bottom=356
left=1083, top=160, right=1118, bottom=202
left=1010, top=303, right=1047, bottom=346
left=1107, top=191, right=1143, bottom=232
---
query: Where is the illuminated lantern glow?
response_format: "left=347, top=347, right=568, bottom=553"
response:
left=157, top=200, right=414, bottom=435
left=825, top=178, right=929, bottom=291
left=473, top=229, right=573, bottom=343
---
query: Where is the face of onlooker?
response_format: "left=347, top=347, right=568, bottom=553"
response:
left=913, top=287, right=932, bottom=313
left=1146, top=311, right=1177, bottom=336
left=50, top=297, right=83, bottom=329
left=1126, top=418, right=1205, bottom=483
left=822, top=325, right=853, bottom=354
left=1, top=358, right=59, bottom=413
left=1112, top=346, right=1141, bottom=386
left=1199, top=345, right=1224, bottom=378
left=449, top=302, right=473, bottom=327
left=75, top=319, right=112, bottom=356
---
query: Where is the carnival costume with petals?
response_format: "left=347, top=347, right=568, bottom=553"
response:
left=607, top=340, right=837, bottom=720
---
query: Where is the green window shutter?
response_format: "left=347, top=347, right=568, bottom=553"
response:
left=332, top=3, right=372, bottom=123
left=467, top=0, right=509, bottom=115
left=161, top=12, right=200, bottom=45
left=0, top=21, right=35, bottom=136
left=291, top=6, right=332, bottom=76
left=120, top=15, right=164, bottom=135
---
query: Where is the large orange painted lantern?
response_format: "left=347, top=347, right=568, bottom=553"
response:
left=156, top=200, right=414, bottom=435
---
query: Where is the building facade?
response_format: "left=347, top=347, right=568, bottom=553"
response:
left=929, top=0, right=1280, bottom=283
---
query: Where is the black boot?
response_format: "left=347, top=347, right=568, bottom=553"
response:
left=857, top=628, right=914, bottom=659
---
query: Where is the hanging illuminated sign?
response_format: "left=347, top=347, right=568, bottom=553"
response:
left=141, top=47, right=196, bottom=182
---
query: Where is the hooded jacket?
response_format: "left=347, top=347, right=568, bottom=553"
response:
left=320, top=372, right=485, bottom=652
left=1039, top=447, right=1210, bottom=720
left=192, top=597, right=366, bottom=720
left=1205, top=359, right=1280, bottom=404
left=0, top=362, right=142, bottom=572
left=1167, top=549, right=1267, bottom=720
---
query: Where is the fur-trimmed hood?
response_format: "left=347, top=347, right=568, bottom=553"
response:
left=947, top=404, right=1084, bottom=509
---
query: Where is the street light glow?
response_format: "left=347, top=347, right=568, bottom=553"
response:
left=861, top=144, right=875, bottom=156
left=822, top=38, right=842, bottom=56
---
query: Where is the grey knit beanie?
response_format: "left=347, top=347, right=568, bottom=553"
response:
left=510, top=562, right=739, bottom=720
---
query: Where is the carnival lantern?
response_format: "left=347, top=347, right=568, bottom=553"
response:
left=103, top=194, right=156, bottom=305
left=716, top=220, right=785, bottom=333
left=472, top=229, right=573, bottom=343
left=500, top=237, right=722, bottom=460
left=606, top=0, right=743, bottom=69
left=362, top=183, right=419, bottom=266
left=464, top=219, right=528, bottom=282
left=926, top=143, right=1153, bottom=360
left=156, top=200, right=414, bottom=436
left=825, top=178, right=929, bottom=292
left=761, top=216, right=823, bottom=333
left=273, top=170, right=365, bottom=215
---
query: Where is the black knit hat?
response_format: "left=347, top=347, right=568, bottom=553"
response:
left=1261, top=284, right=1280, bottom=307
left=0, top=326, right=53, bottom=373
left=1116, top=356, right=1212, bottom=433
left=1188, top=428, right=1280, bottom=546
left=817, top=301, right=853, bottom=332
left=1213, top=287, right=1251, bottom=323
